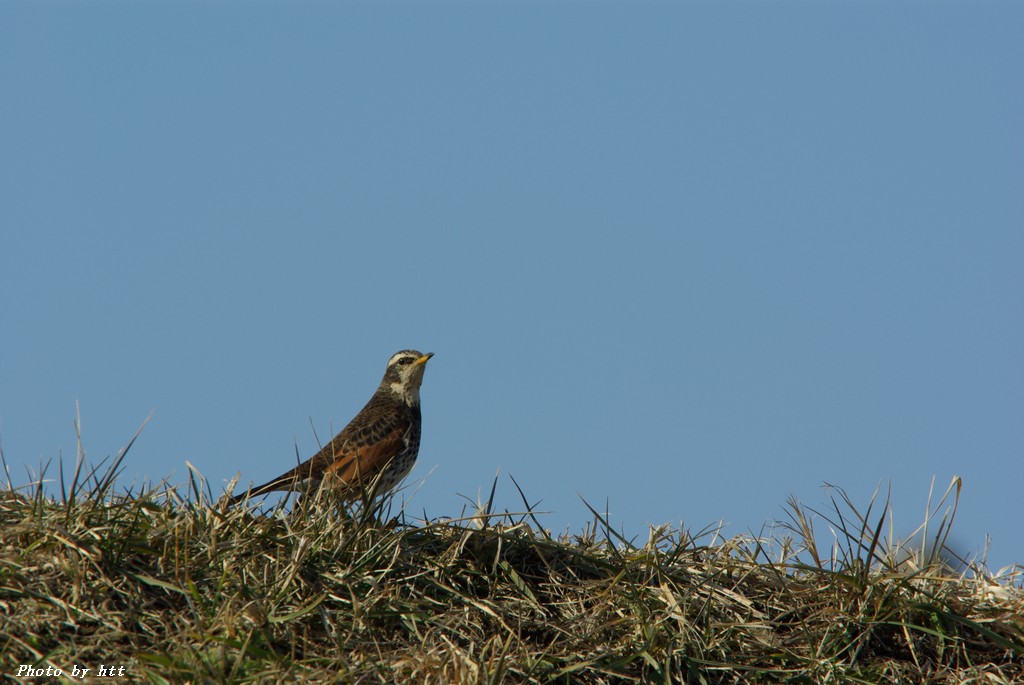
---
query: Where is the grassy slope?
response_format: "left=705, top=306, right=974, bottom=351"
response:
left=1, top=456, right=1022, bottom=684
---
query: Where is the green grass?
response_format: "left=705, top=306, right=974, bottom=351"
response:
left=1, top=436, right=1021, bottom=683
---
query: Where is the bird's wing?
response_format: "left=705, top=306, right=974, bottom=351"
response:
left=320, top=414, right=410, bottom=487
left=248, top=414, right=407, bottom=493
left=229, top=402, right=411, bottom=504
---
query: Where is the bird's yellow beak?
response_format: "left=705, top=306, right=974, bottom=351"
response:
left=413, top=353, right=433, bottom=366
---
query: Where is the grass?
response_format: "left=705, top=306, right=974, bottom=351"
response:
left=1, top=431, right=1021, bottom=683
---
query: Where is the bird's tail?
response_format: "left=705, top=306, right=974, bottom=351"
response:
left=227, top=478, right=291, bottom=506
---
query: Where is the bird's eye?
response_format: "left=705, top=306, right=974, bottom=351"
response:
left=398, top=357, right=414, bottom=365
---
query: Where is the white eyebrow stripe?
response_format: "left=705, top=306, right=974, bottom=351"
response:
left=388, top=351, right=421, bottom=366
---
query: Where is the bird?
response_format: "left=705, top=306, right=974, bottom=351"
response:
left=229, top=349, right=433, bottom=505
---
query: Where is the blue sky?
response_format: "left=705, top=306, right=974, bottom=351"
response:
left=2, top=3, right=1021, bottom=571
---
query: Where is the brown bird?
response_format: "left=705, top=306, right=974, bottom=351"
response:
left=229, top=350, right=433, bottom=505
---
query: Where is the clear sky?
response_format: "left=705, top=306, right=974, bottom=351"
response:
left=2, top=3, right=1021, bottom=571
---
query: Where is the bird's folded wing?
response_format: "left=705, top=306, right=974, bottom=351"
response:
left=231, top=412, right=410, bottom=502
left=322, top=419, right=409, bottom=486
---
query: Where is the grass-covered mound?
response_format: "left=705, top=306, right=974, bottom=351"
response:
left=1, top=452, right=1021, bottom=684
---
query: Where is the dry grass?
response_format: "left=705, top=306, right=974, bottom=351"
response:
left=1, top=437, right=1021, bottom=684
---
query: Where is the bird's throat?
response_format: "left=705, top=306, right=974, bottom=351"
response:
left=389, top=381, right=421, bottom=406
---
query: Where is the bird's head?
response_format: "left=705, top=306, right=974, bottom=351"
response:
left=382, top=350, right=433, bottom=404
